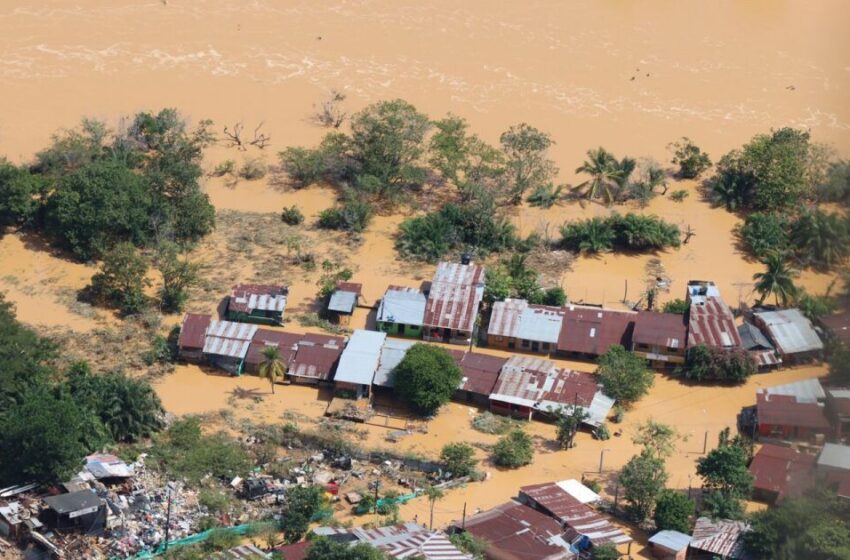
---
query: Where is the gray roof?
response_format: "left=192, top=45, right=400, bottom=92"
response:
left=374, top=338, right=416, bottom=387
left=649, top=530, right=692, bottom=552
left=738, top=322, right=773, bottom=351
left=818, top=443, right=850, bottom=471
left=377, top=287, right=427, bottom=327
left=211, top=545, right=271, bottom=559
left=328, top=290, right=358, bottom=313
left=203, top=320, right=257, bottom=359
left=488, top=299, right=565, bottom=344
left=761, top=378, right=825, bottom=404
left=754, top=308, right=823, bottom=355
left=43, top=490, right=102, bottom=514
left=334, top=330, right=386, bottom=385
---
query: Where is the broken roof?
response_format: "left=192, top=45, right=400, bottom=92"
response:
left=377, top=286, right=427, bottom=327
left=749, top=444, right=816, bottom=501
left=177, top=313, right=211, bottom=349
left=458, top=500, right=573, bottom=560
left=754, top=308, right=823, bottom=355
left=688, top=295, right=741, bottom=349
left=373, top=338, right=416, bottom=388
left=228, top=284, right=288, bottom=314
left=519, top=481, right=632, bottom=547
left=690, top=517, right=751, bottom=560
left=557, top=306, right=635, bottom=355
left=43, top=490, right=102, bottom=514
left=334, top=330, right=386, bottom=385
left=203, top=320, right=258, bottom=359
left=489, top=299, right=566, bottom=344
left=85, top=454, right=134, bottom=479
left=423, top=262, right=485, bottom=333
left=455, top=351, right=507, bottom=397
left=632, top=311, right=687, bottom=349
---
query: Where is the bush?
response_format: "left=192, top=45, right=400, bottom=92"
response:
left=662, top=298, right=689, bottom=314
left=211, top=160, right=235, bottom=177
left=492, top=429, right=534, bottom=468
left=317, top=195, right=373, bottom=233
left=526, top=182, right=564, bottom=208
left=393, top=344, right=463, bottom=415
left=816, top=160, right=850, bottom=202
left=561, top=214, right=680, bottom=254
left=280, top=205, right=304, bottom=225
left=669, top=137, right=712, bottom=179
left=594, top=423, right=611, bottom=441
left=596, top=345, right=654, bottom=405
left=151, top=418, right=251, bottom=484
left=441, top=443, right=478, bottom=478
left=683, top=344, right=756, bottom=383
left=87, top=242, right=151, bottom=315
left=198, top=489, right=231, bottom=513
left=654, top=489, right=695, bottom=534
left=0, top=160, right=44, bottom=227
left=591, top=544, right=620, bottom=560
left=471, top=412, right=514, bottom=435
left=669, top=189, right=689, bottom=202
left=738, top=212, right=790, bottom=260
left=239, top=158, right=267, bottom=180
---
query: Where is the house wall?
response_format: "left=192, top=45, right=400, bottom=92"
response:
left=488, top=335, right=552, bottom=354
left=490, top=399, right=533, bottom=420
left=758, top=423, right=830, bottom=441
left=424, top=327, right=472, bottom=345
left=377, top=321, right=423, bottom=338
left=208, top=355, right=245, bottom=376
left=632, top=342, right=686, bottom=366
left=452, top=390, right=490, bottom=408
left=650, top=543, right=687, bottom=560
left=178, top=347, right=205, bottom=362
left=335, top=380, right=370, bottom=399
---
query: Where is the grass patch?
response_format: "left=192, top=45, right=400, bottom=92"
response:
left=471, top=411, right=517, bottom=435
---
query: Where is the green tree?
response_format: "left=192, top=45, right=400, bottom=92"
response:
left=738, top=212, right=791, bottom=260
left=155, top=241, right=199, bottom=313
left=662, top=298, right=689, bottom=314
left=87, top=242, right=150, bottom=315
left=696, top=432, right=752, bottom=519
left=619, top=449, right=668, bottom=521
left=64, top=363, right=164, bottom=442
left=0, top=160, right=45, bottom=227
left=683, top=344, right=756, bottom=383
left=591, top=543, right=620, bottom=560
left=492, top=429, right=534, bottom=468
left=828, top=345, right=850, bottom=386
left=305, top=538, right=387, bottom=560
left=281, top=485, right=325, bottom=544
left=632, top=420, right=680, bottom=459
left=258, top=346, right=286, bottom=394
left=440, top=443, right=478, bottom=478
left=574, top=147, right=622, bottom=204
left=526, top=182, right=565, bottom=208
left=393, top=344, right=463, bottom=415
left=0, top=293, right=57, bottom=405
left=669, top=137, right=712, bottom=179
left=561, top=217, right=615, bottom=254
left=317, top=260, right=354, bottom=298
left=753, top=252, right=799, bottom=306
left=151, top=417, right=250, bottom=484
left=316, top=192, right=374, bottom=233
left=816, top=159, right=850, bottom=203
left=596, top=345, right=654, bottom=405
left=499, top=123, right=557, bottom=204
left=654, top=489, right=695, bottom=534
left=791, top=208, right=850, bottom=270
left=0, top=387, right=107, bottom=485
left=554, top=406, right=589, bottom=450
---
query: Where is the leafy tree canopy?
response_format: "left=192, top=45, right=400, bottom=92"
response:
left=683, top=344, right=756, bottom=384
left=654, top=489, right=695, bottom=534
left=492, top=429, right=534, bottom=468
left=393, top=344, right=463, bottom=415
left=561, top=214, right=680, bottom=255
left=305, top=537, right=387, bottom=560
left=619, top=449, right=668, bottom=521
left=440, top=443, right=479, bottom=478
left=86, top=242, right=151, bottom=315
left=0, top=293, right=57, bottom=405
left=596, top=345, right=654, bottom=405
left=669, top=137, right=712, bottom=179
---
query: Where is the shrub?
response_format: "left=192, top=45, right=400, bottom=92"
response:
left=816, top=160, right=850, bottom=202
left=669, top=137, right=712, bottom=179
left=211, top=160, right=236, bottom=177
left=393, top=344, right=463, bottom=416
left=198, top=489, right=231, bottom=513
left=654, top=489, right=695, bottom=534
left=683, top=344, right=756, bottom=383
left=471, top=412, right=514, bottom=435
left=440, top=443, right=478, bottom=478
left=561, top=214, right=680, bottom=254
left=280, top=205, right=304, bottom=225
left=86, top=242, right=150, bottom=315
left=669, top=189, right=689, bottom=202
left=591, top=544, right=620, bottom=560
left=317, top=196, right=373, bottom=233
left=596, top=345, right=654, bottom=405
left=662, top=298, right=689, bottom=314
left=738, top=212, right=790, bottom=260
left=151, top=418, right=250, bottom=484
left=492, top=429, right=534, bottom=468
left=239, top=158, right=267, bottom=180
left=594, top=423, right=611, bottom=441
left=526, top=182, right=564, bottom=208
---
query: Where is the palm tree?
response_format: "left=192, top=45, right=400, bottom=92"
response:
left=578, top=217, right=615, bottom=254
left=424, top=485, right=444, bottom=530
left=791, top=209, right=850, bottom=270
left=574, top=148, right=622, bottom=204
left=753, top=252, right=799, bottom=306
left=258, top=346, right=286, bottom=394
left=611, top=156, right=637, bottom=202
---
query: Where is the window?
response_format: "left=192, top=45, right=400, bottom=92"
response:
left=542, top=342, right=550, bottom=351
left=521, top=339, right=530, bottom=348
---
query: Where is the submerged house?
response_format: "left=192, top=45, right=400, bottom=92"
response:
left=333, top=330, right=386, bottom=399
left=556, top=305, right=636, bottom=359
left=686, top=281, right=741, bottom=350
left=748, top=444, right=815, bottom=504
left=819, top=311, right=850, bottom=347
left=244, top=330, right=303, bottom=374
left=177, top=313, right=212, bottom=362
left=687, top=517, right=750, bottom=560
left=372, top=337, right=416, bottom=389
left=631, top=310, right=688, bottom=367
left=752, top=308, right=823, bottom=364
left=225, top=284, right=288, bottom=325
left=327, top=282, right=362, bottom=326
left=376, top=286, right=427, bottom=338
left=203, top=320, right=258, bottom=375
left=487, top=299, right=566, bottom=354
left=423, top=261, right=486, bottom=345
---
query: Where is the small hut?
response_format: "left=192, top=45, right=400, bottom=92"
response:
left=327, top=282, right=362, bottom=326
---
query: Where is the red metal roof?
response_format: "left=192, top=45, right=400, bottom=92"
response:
left=335, top=281, right=363, bottom=295
left=519, top=482, right=632, bottom=547
left=557, top=307, right=635, bottom=355
left=688, top=296, right=741, bottom=349
left=820, top=312, right=850, bottom=345
left=273, top=541, right=309, bottom=560
left=749, top=444, right=816, bottom=501
left=423, top=263, right=485, bottom=333
left=178, top=313, right=211, bottom=350
left=457, top=352, right=508, bottom=396
left=228, top=283, right=288, bottom=313
left=289, top=344, right=344, bottom=381
left=245, top=329, right=303, bottom=366
left=756, top=393, right=831, bottom=431
left=632, top=311, right=687, bottom=349
left=458, top=501, right=572, bottom=560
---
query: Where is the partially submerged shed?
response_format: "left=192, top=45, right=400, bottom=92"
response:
left=648, top=530, right=691, bottom=560
left=753, top=308, right=823, bottom=363
left=327, top=282, right=362, bottom=325
left=688, top=517, right=750, bottom=560
left=423, top=261, right=486, bottom=345
left=177, top=313, right=211, bottom=362
left=376, top=286, right=427, bottom=338
left=334, top=330, right=386, bottom=398
left=226, top=284, right=288, bottom=325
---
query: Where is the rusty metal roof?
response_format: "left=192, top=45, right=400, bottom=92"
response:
left=756, top=392, right=831, bottom=431
left=749, top=444, right=816, bottom=501
left=456, top=352, right=507, bottom=397
left=228, top=284, right=288, bottom=313
left=754, top=308, right=823, bottom=356
left=289, top=343, right=343, bottom=381
left=178, top=313, right=211, bottom=349
left=203, top=320, right=257, bottom=359
left=632, top=311, right=687, bottom=349
left=557, top=306, right=635, bottom=355
left=491, top=357, right=601, bottom=417
left=688, top=296, right=741, bottom=349
left=820, top=312, right=850, bottom=345
left=690, top=517, right=751, bottom=559
left=245, top=330, right=302, bottom=366
left=423, top=262, right=485, bottom=333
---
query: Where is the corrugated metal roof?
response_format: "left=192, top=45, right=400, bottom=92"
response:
left=289, top=344, right=343, bottom=381
left=688, top=296, right=741, bottom=349
left=557, top=306, right=635, bottom=355
left=648, top=530, right=691, bottom=552
left=762, top=378, right=825, bottom=403
left=819, top=312, right=850, bottom=345
left=229, top=284, right=288, bottom=313
left=328, top=290, right=358, bottom=313
left=203, top=320, right=258, bottom=359
left=632, top=311, right=687, bottom=349
left=749, top=444, right=816, bottom=500
left=334, top=330, right=386, bottom=385
left=690, top=517, right=750, bottom=559
left=818, top=443, right=850, bottom=471
left=754, top=308, right=823, bottom=356
left=423, top=262, right=485, bottom=333
left=178, top=313, right=211, bottom=349
left=211, top=544, right=271, bottom=559
left=517, top=305, right=566, bottom=344
left=43, top=490, right=102, bottom=514
left=738, top=322, right=773, bottom=351
left=245, top=330, right=303, bottom=366
left=750, top=349, right=782, bottom=368
left=487, top=299, right=527, bottom=338
left=315, top=524, right=472, bottom=560
left=456, top=352, right=507, bottom=397
left=85, top=454, right=133, bottom=479
left=377, top=287, right=427, bottom=327
left=374, top=338, right=416, bottom=387
left=756, top=393, right=830, bottom=431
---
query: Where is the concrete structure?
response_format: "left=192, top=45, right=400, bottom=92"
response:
left=686, top=281, right=741, bottom=350
left=631, top=310, right=688, bottom=367
left=687, top=517, right=750, bottom=560
left=556, top=305, right=636, bottom=358
left=748, top=444, right=816, bottom=504
left=422, top=262, right=485, bottom=345
left=334, top=330, right=386, bottom=398
left=176, top=312, right=211, bottom=362
left=376, top=286, right=427, bottom=338
left=756, top=379, right=831, bottom=442
left=753, top=308, right=823, bottom=363
left=225, top=284, right=288, bottom=325
left=649, top=530, right=691, bottom=560
left=454, top=500, right=574, bottom=560
left=327, top=282, right=362, bottom=326
left=487, top=299, right=565, bottom=353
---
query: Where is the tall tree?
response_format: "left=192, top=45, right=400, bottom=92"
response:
left=596, top=345, right=654, bottom=405
left=393, top=344, right=462, bottom=415
left=0, top=293, right=57, bottom=405
left=87, top=242, right=151, bottom=315
left=574, top=147, right=622, bottom=204
left=0, top=160, right=46, bottom=227
left=492, top=429, right=534, bottom=468
left=696, top=430, right=753, bottom=519
left=654, top=490, right=695, bottom=534
left=155, top=241, right=200, bottom=313
left=500, top=123, right=557, bottom=204
left=619, top=450, right=668, bottom=521
left=554, top=406, right=589, bottom=450
left=632, top=420, right=680, bottom=459
left=753, top=252, right=799, bottom=306
left=258, top=346, right=286, bottom=394
left=791, top=208, right=850, bottom=270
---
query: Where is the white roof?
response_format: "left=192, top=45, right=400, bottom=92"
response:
left=373, top=338, right=416, bottom=387
left=818, top=443, right=850, bottom=471
left=516, top=306, right=565, bottom=344
left=334, top=330, right=386, bottom=385
left=203, top=320, right=258, bottom=359
left=556, top=479, right=600, bottom=504
left=760, top=378, right=825, bottom=403
left=754, top=308, right=823, bottom=355
left=329, top=290, right=358, bottom=313
left=235, top=292, right=286, bottom=312
left=377, top=287, right=427, bottom=326
left=649, top=530, right=692, bottom=552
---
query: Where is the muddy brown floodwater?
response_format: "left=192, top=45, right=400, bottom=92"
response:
left=0, top=1, right=847, bottom=557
